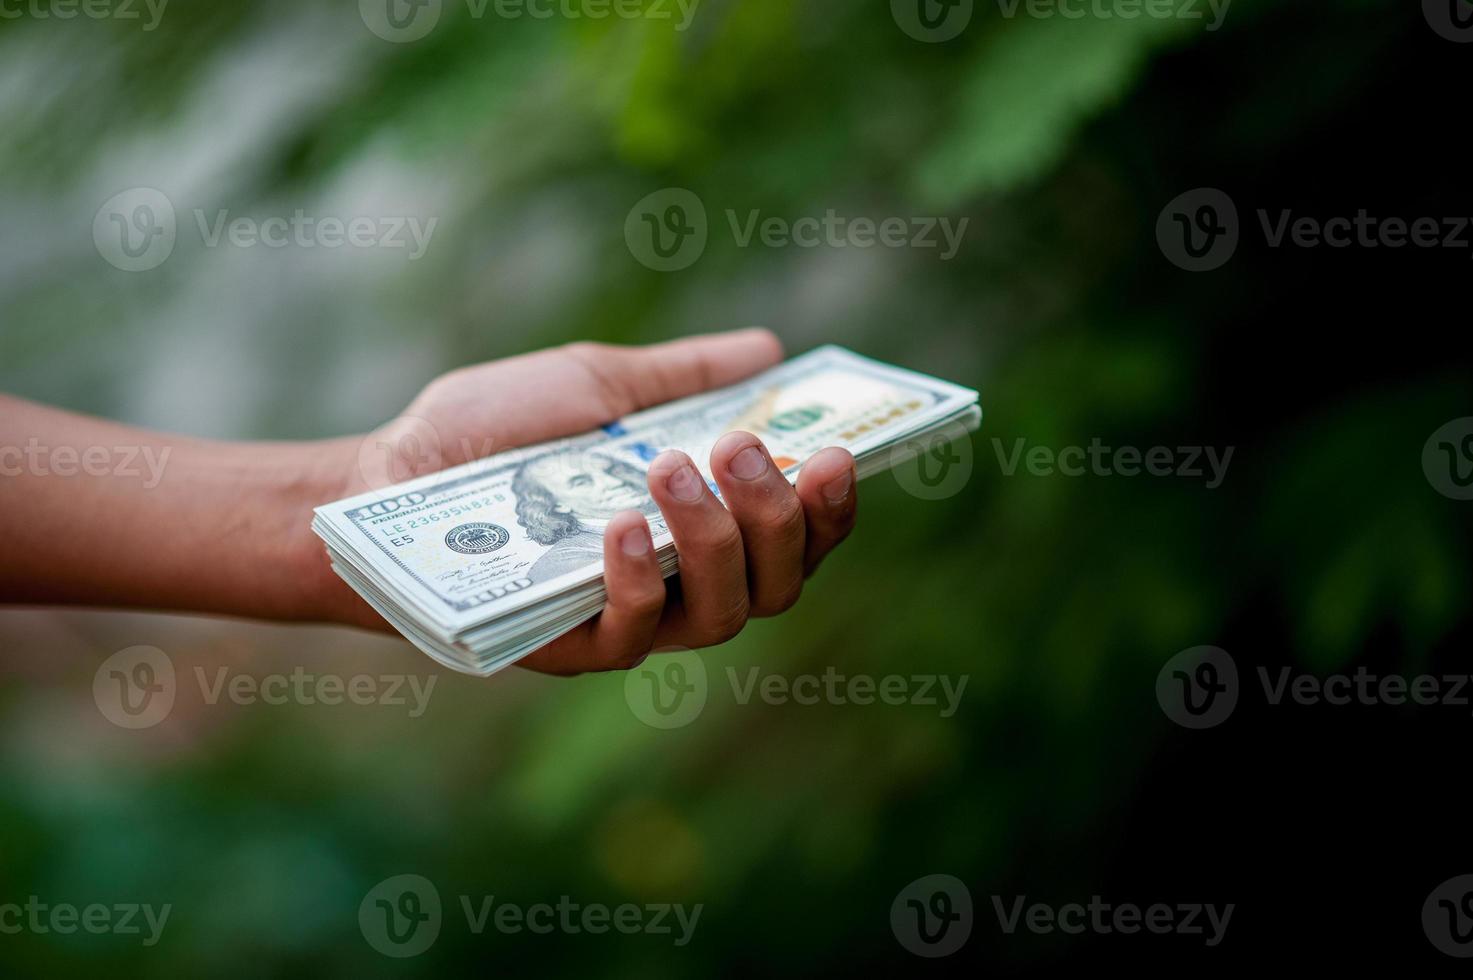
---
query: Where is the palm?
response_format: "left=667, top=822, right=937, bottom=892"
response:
left=393, top=332, right=783, bottom=477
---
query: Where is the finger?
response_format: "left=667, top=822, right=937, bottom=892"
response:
left=709, top=431, right=806, bottom=617
left=587, top=511, right=668, bottom=667
left=516, top=512, right=666, bottom=675
left=567, top=328, right=783, bottom=416
left=646, top=450, right=750, bottom=648
left=795, top=447, right=858, bottom=576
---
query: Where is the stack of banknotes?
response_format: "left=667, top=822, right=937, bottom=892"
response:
left=312, top=346, right=980, bottom=676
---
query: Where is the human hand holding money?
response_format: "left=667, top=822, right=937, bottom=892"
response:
left=314, top=328, right=865, bottom=675
left=312, top=331, right=979, bottom=676
left=0, top=328, right=974, bottom=677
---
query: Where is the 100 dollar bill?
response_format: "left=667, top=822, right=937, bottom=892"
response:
left=313, top=346, right=979, bottom=636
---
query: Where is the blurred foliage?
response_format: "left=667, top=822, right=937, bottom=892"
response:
left=1, top=0, right=1470, bottom=974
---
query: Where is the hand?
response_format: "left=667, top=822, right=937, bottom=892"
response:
left=0, top=329, right=857, bottom=675
left=316, top=329, right=859, bottom=675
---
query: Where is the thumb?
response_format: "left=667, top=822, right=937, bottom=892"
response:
left=587, top=328, right=784, bottom=413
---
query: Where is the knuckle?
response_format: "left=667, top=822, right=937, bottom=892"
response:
left=696, top=520, right=747, bottom=561
left=697, top=596, right=750, bottom=646
left=752, top=578, right=803, bottom=617
left=621, top=584, right=667, bottom=620
left=560, top=340, right=607, bottom=359
left=751, top=492, right=805, bottom=537
left=604, top=644, right=654, bottom=672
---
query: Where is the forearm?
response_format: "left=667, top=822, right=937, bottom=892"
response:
left=0, top=396, right=359, bottom=623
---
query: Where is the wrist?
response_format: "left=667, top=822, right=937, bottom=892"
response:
left=253, top=436, right=366, bottom=625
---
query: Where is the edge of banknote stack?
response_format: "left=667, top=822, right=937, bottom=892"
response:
left=312, top=346, right=981, bottom=677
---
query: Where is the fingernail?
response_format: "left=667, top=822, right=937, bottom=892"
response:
left=620, top=524, right=651, bottom=557
left=727, top=445, right=768, bottom=481
left=822, top=469, right=853, bottom=503
left=666, top=462, right=705, bottom=502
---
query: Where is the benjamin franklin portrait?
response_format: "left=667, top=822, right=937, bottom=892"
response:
left=512, top=451, right=658, bottom=583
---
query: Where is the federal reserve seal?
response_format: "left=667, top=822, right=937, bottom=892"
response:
left=444, top=522, right=510, bottom=555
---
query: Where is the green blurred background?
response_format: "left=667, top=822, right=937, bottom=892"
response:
left=2, top=0, right=1471, bottom=972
